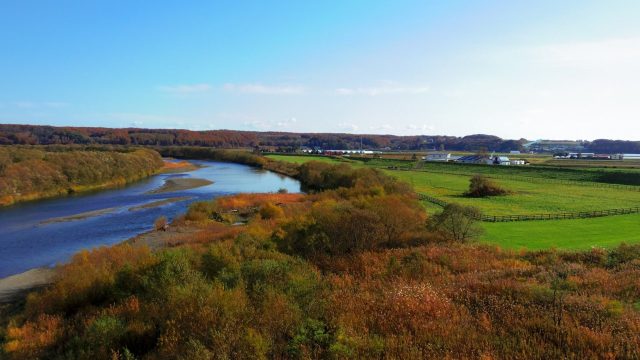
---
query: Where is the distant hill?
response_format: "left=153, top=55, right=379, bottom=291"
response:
left=0, top=124, right=525, bottom=152
left=1, top=124, right=638, bottom=153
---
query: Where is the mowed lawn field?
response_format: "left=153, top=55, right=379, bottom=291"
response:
left=482, top=214, right=640, bottom=251
left=268, top=154, right=640, bottom=216
left=267, top=154, right=353, bottom=165
left=383, top=168, right=640, bottom=215
left=267, top=153, right=640, bottom=250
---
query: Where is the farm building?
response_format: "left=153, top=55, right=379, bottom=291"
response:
left=569, top=153, right=595, bottom=159
left=423, top=152, right=451, bottom=162
left=623, top=154, right=640, bottom=160
left=555, top=152, right=596, bottom=159
left=323, top=149, right=378, bottom=155
left=488, top=156, right=511, bottom=166
left=593, top=154, right=611, bottom=160
left=456, top=155, right=488, bottom=164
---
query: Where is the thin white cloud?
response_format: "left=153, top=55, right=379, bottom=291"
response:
left=42, top=102, right=69, bottom=108
left=107, top=112, right=183, bottom=125
left=517, top=37, right=640, bottom=69
left=216, top=112, right=261, bottom=123
left=157, top=83, right=212, bottom=94
left=242, top=119, right=273, bottom=130
left=277, top=117, right=298, bottom=127
left=335, top=84, right=430, bottom=96
left=234, top=117, right=301, bottom=131
left=187, top=123, right=218, bottom=131
left=223, top=83, right=305, bottom=95
left=15, top=101, right=36, bottom=108
left=338, top=122, right=360, bottom=131
left=369, top=124, right=393, bottom=131
left=405, top=124, right=435, bottom=132
left=11, top=101, right=69, bottom=109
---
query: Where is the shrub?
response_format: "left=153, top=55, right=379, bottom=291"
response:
left=464, top=174, right=509, bottom=197
left=607, top=243, right=640, bottom=268
left=185, top=201, right=218, bottom=222
left=154, top=216, right=168, bottom=231
left=201, top=245, right=241, bottom=288
left=259, top=202, right=284, bottom=220
left=428, top=203, right=483, bottom=242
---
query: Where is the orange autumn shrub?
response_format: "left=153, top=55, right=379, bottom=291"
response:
left=216, top=193, right=303, bottom=211
left=25, top=244, right=156, bottom=316
left=4, top=314, right=63, bottom=359
left=259, top=202, right=285, bottom=220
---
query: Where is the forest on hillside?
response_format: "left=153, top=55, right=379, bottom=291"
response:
left=0, top=147, right=164, bottom=206
left=0, top=124, right=526, bottom=152
left=3, top=124, right=639, bottom=153
left=2, top=160, right=639, bottom=359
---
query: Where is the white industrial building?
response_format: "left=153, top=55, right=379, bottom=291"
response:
left=423, top=152, right=452, bottom=162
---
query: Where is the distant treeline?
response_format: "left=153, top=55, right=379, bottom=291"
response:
left=589, top=139, right=640, bottom=154
left=3, top=124, right=639, bottom=153
left=157, top=147, right=300, bottom=178
left=157, top=147, right=415, bottom=194
left=0, top=147, right=164, bottom=206
left=1, top=124, right=527, bottom=151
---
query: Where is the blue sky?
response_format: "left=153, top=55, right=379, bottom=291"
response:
left=1, top=0, right=639, bottom=140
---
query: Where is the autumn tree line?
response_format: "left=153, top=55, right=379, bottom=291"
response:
left=2, top=159, right=639, bottom=359
left=0, top=124, right=532, bottom=152
left=0, top=146, right=164, bottom=206
left=156, top=146, right=301, bottom=177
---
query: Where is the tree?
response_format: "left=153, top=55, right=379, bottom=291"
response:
left=365, top=195, right=428, bottom=247
left=464, top=175, right=509, bottom=198
left=428, top=203, right=483, bottom=242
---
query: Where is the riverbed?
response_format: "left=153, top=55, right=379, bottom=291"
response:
left=0, top=160, right=300, bottom=278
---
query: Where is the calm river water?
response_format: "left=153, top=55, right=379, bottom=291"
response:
left=0, top=160, right=300, bottom=278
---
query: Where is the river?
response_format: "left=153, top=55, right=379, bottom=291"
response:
left=0, top=160, right=301, bottom=278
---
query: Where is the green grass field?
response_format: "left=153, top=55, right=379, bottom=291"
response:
left=481, top=214, right=640, bottom=251
left=267, top=153, right=640, bottom=250
left=384, top=168, right=640, bottom=215
left=267, top=154, right=349, bottom=165
left=267, top=154, right=640, bottom=216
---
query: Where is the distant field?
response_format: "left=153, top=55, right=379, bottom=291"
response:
left=268, top=153, right=640, bottom=250
left=407, top=160, right=640, bottom=184
left=544, top=159, right=640, bottom=168
left=384, top=168, right=640, bottom=215
left=268, top=154, right=640, bottom=216
left=481, top=213, right=640, bottom=251
left=266, top=154, right=348, bottom=164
